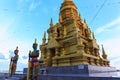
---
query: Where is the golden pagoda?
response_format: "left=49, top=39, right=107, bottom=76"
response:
left=39, top=0, right=109, bottom=67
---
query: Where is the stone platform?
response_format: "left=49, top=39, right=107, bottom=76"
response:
left=0, top=73, right=26, bottom=80
left=38, top=65, right=120, bottom=80
left=38, top=76, right=120, bottom=80
left=1, top=65, right=120, bottom=80
left=6, top=64, right=119, bottom=80
left=39, top=65, right=118, bottom=77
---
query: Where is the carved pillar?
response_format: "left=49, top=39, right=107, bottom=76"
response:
left=40, top=51, right=44, bottom=60
left=61, top=48, right=66, bottom=56
left=55, top=47, right=59, bottom=57
left=77, top=37, right=84, bottom=55
left=64, top=26, right=67, bottom=37
left=94, top=49, right=99, bottom=57
left=89, top=58, right=95, bottom=65
left=86, top=47, right=90, bottom=54
left=60, top=28, right=64, bottom=38
left=40, top=46, right=44, bottom=60
left=91, top=47, right=95, bottom=55
left=82, top=56, right=89, bottom=64
left=62, top=48, right=65, bottom=56
left=107, top=61, right=110, bottom=66
left=87, top=57, right=91, bottom=64
left=95, top=59, right=100, bottom=66
left=99, top=58, right=103, bottom=66
left=54, top=27, right=57, bottom=38
left=47, top=49, right=51, bottom=58
left=46, top=49, right=52, bottom=67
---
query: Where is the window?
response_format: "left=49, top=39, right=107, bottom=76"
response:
left=57, top=28, right=60, bottom=37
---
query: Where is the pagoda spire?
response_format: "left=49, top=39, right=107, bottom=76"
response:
left=60, top=0, right=78, bottom=23
left=79, top=13, right=82, bottom=22
left=79, top=13, right=81, bottom=17
left=64, top=0, right=72, bottom=1
left=92, top=32, right=95, bottom=39
left=42, top=32, right=46, bottom=44
left=84, top=19, right=88, bottom=26
left=101, top=44, right=107, bottom=59
left=84, top=19, right=86, bottom=24
left=50, top=18, right=53, bottom=27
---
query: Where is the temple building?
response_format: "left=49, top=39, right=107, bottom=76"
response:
left=39, top=0, right=109, bottom=67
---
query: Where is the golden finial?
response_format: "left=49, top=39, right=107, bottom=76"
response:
left=50, top=18, right=53, bottom=25
left=84, top=19, right=86, bottom=23
left=44, top=32, right=46, bottom=39
left=50, top=18, right=53, bottom=27
left=79, top=13, right=82, bottom=22
left=43, top=32, right=46, bottom=44
left=79, top=13, right=81, bottom=17
left=92, top=32, right=95, bottom=39
left=64, top=0, right=72, bottom=2
left=101, top=44, right=107, bottom=59
left=102, top=44, right=105, bottom=54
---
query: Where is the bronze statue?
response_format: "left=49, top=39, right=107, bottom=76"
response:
left=8, top=46, right=19, bottom=77
left=27, top=39, right=39, bottom=80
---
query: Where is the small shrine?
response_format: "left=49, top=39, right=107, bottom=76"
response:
left=39, top=0, right=109, bottom=67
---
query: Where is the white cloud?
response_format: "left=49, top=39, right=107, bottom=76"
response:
left=100, top=38, right=120, bottom=57
left=0, top=16, right=18, bottom=59
left=0, top=15, right=34, bottom=71
left=0, top=59, right=10, bottom=71
left=18, top=0, right=29, bottom=3
left=29, top=1, right=41, bottom=11
left=0, top=53, right=6, bottom=59
left=95, top=17, right=120, bottom=34
left=95, top=17, right=120, bottom=68
left=98, top=36, right=120, bottom=68
left=22, top=56, right=28, bottom=59
left=29, top=2, right=36, bottom=11
left=97, top=38, right=120, bottom=69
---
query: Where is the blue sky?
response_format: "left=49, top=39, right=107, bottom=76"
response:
left=0, top=0, right=120, bottom=71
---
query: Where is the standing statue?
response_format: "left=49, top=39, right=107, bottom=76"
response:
left=8, top=46, right=19, bottom=77
left=27, top=39, right=39, bottom=80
